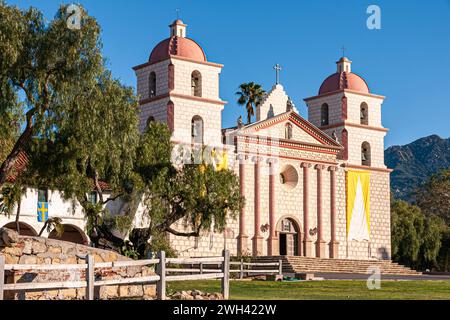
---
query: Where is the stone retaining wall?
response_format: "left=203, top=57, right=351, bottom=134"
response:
left=0, top=230, right=156, bottom=300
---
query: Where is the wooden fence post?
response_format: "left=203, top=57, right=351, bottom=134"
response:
left=0, top=255, right=5, bottom=300
left=239, top=259, right=244, bottom=279
left=199, top=262, right=203, bottom=275
left=278, top=259, right=283, bottom=276
left=157, top=251, right=166, bottom=300
left=85, top=254, right=94, bottom=300
left=221, top=250, right=230, bottom=300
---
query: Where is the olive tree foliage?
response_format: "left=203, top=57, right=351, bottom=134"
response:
left=0, top=3, right=244, bottom=256
left=416, top=168, right=450, bottom=225
left=129, top=122, right=244, bottom=257
left=0, top=3, right=104, bottom=184
left=415, top=168, right=450, bottom=271
left=29, top=70, right=140, bottom=248
left=0, top=3, right=139, bottom=248
left=391, top=199, right=443, bottom=270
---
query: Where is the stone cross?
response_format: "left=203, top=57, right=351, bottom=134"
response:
left=273, top=64, right=282, bottom=85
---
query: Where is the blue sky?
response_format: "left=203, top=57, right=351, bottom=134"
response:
left=7, top=0, right=450, bottom=147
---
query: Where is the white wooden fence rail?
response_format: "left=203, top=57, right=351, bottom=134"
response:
left=0, top=252, right=283, bottom=300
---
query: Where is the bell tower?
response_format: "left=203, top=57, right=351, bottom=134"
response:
left=304, top=57, right=388, bottom=169
left=132, top=20, right=226, bottom=147
left=304, top=56, right=392, bottom=260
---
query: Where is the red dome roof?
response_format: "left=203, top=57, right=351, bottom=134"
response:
left=319, top=72, right=369, bottom=95
left=149, top=37, right=206, bottom=64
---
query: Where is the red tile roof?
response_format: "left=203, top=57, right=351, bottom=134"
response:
left=149, top=36, right=206, bottom=64
left=319, top=72, right=370, bottom=95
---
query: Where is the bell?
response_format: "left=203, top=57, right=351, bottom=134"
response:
left=362, top=151, right=367, bottom=161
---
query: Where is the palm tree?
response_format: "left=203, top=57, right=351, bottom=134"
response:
left=236, top=82, right=266, bottom=124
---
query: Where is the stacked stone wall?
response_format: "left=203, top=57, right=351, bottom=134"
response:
left=0, top=233, right=156, bottom=300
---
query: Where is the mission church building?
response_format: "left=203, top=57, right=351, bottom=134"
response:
left=0, top=19, right=392, bottom=261
left=132, top=19, right=392, bottom=260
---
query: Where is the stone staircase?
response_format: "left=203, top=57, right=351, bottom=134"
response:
left=253, top=256, right=422, bottom=276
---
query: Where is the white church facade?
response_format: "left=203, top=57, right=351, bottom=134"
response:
left=0, top=19, right=392, bottom=261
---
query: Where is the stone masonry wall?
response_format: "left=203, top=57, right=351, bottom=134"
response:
left=0, top=233, right=156, bottom=300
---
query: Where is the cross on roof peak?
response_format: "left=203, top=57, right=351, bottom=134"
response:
left=273, top=64, right=282, bottom=85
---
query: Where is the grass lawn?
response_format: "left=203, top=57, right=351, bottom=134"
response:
left=167, top=279, right=450, bottom=300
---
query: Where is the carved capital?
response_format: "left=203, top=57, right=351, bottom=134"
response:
left=251, top=156, right=263, bottom=163
left=314, top=164, right=326, bottom=170
left=328, top=165, right=338, bottom=172
left=300, top=162, right=312, bottom=169
left=237, top=153, right=248, bottom=163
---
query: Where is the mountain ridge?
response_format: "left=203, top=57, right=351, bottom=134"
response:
left=385, top=134, right=450, bottom=202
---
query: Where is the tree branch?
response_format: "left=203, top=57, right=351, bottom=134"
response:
left=102, top=193, right=123, bottom=205
left=165, top=226, right=200, bottom=238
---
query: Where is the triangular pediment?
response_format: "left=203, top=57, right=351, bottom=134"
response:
left=240, top=110, right=342, bottom=148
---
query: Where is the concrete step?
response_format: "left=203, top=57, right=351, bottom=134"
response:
left=252, top=256, right=422, bottom=276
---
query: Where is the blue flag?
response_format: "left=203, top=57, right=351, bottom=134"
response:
left=37, top=202, right=48, bottom=222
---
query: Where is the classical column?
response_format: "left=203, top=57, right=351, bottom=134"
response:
left=328, top=166, right=339, bottom=258
left=252, top=156, right=263, bottom=256
left=315, top=164, right=326, bottom=258
left=267, top=159, right=278, bottom=256
left=301, top=162, right=313, bottom=257
left=237, top=154, right=248, bottom=255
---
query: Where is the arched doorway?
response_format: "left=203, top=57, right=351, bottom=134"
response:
left=48, top=224, right=89, bottom=245
left=276, top=217, right=301, bottom=256
left=2, top=222, right=38, bottom=236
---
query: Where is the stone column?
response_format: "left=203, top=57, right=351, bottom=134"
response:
left=267, top=159, right=278, bottom=256
left=315, top=164, right=326, bottom=258
left=328, top=166, right=339, bottom=258
left=237, top=154, right=248, bottom=255
left=301, top=162, right=313, bottom=257
left=252, top=156, right=263, bottom=256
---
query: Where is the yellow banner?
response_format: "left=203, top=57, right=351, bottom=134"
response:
left=346, top=170, right=371, bottom=240
left=211, top=148, right=228, bottom=171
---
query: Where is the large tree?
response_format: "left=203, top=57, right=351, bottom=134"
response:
left=235, top=82, right=266, bottom=124
left=0, top=3, right=244, bottom=257
left=0, top=3, right=139, bottom=248
left=415, top=168, right=450, bottom=271
left=29, top=70, right=140, bottom=248
left=415, top=167, right=450, bottom=225
left=391, top=199, right=443, bottom=270
left=0, top=3, right=103, bottom=184
left=130, top=122, right=244, bottom=257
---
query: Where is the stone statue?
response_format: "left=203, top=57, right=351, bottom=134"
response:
left=332, top=130, right=339, bottom=142
left=286, top=96, right=295, bottom=112
left=237, top=115, right=243, bottom=128
left=267, top=104, right=275, bottom=118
